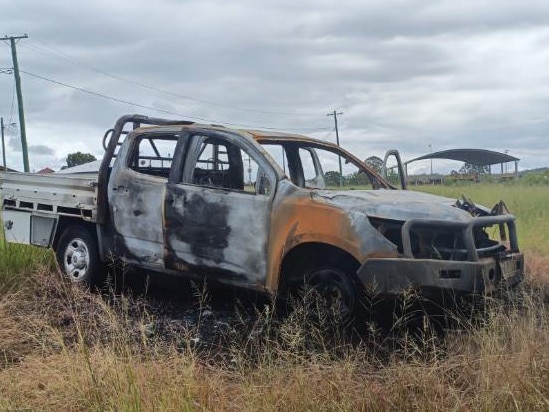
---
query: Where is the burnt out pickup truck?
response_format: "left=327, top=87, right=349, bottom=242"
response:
left=1, top=114, right=524, bottom=317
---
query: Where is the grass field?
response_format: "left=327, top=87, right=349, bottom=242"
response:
left=1, top=182, right=549, bottom=411
left=414, top=183, right=549, bottom=255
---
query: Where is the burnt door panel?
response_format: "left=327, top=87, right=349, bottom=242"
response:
left=165, top=185, right=271, bottom=284
left=164, top=133, right=274, bottom=287
left=108, top=132, right=179, bottom=267
left=109, top=172, right=166, bottom=265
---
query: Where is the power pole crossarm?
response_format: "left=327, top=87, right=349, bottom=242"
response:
left=327, top=110, right=343, bottom=187
left=2, top=34, right=29, bottom=172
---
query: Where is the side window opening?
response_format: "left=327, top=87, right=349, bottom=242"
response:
left=259, top=141, right=374, bottom=190
left=262, top=144, right=288, bottom=175
left=192, top=139, right=242, bottom=190
left=189, top=136, right=271, bottom=195
left=129, top=134, right=178, bottom=179
left=315, top=148, right=373, bottom=189
left=298, top=148, right=324, bottom=189
left=262, top=143, right=303, bottom=186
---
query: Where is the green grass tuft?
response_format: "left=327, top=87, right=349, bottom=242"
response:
left=0, top=239, right=55, bottom=293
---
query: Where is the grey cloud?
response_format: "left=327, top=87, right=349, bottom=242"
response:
left=28, top=144, right=54, bottom=155
left=8, top=136, right=54, bottom=155
left=309, top=1, right=549, bottom=40
left=1, top=0, right=548, bottom=171
left=8, top=136, right=21, bottom=152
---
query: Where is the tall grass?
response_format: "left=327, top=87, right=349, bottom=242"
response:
left=0, top=239, right=54, bottom=293
left=0, top=182, right=548, bottom=410
left=415, top=183, right=549, bottom=254
left=0, top=267, right=549, bottom=411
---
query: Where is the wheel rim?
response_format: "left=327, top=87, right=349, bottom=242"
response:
left=63, top=238, right=90, bottom=281
left=306, top=268, right=355, bottom=320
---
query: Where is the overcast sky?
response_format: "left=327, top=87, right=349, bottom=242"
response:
left=1, top=0, right=548, bottom=173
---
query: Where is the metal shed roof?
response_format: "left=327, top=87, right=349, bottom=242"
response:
left=406, top=149, right=519, bottom=166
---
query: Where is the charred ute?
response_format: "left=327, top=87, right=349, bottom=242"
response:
left=0, top=115, right=524, bottom=318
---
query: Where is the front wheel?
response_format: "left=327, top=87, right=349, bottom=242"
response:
left=304, top=266, right=360, bottom=323
left=55, top=225, right=105, bottom=287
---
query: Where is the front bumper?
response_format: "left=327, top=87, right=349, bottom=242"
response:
left=357, top=252, right=524, bottom=298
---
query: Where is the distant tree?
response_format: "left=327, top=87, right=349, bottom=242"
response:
left=347, top=171, right=370, bottom=186
left=459, top=162, right=489, bottom=175
left=66, top=152, right=97, bottom=168
left=324, top=170, right=343, bottom=186
left=385, top=168, right=400, bottom=185
left=364, top=156, right=383, bottom=174
left=523, top=170, right=549, bottom=185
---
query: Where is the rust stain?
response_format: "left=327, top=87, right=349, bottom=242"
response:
left=265, top=190, right=363, bottom=291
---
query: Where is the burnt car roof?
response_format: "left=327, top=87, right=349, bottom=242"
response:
left=131, top=123, right=390, bottom=187
left=133, top=123, right=342, bottom=150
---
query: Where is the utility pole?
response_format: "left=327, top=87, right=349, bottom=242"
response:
left=2, top=34, right=29, bottom=172
left=327, top=110, right=343, bottom=187
left=246, top=156, right=252, bottom=184
left=1, top=118, right=17, bottom=171
left=1, top=117, right=6, bottom=170
left=428, top=143, right=433, bottom=182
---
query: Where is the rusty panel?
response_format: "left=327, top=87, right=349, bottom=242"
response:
left=265, top=180, right=398, bottom=291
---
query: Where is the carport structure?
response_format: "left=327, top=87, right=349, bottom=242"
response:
left=405, top=149, right=520, bottom=181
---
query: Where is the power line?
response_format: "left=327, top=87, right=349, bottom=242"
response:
left=20, top=69, right=330, bottom=132
left=26, top=37, right=319, bottom=118
left=21, top=69, right=188, bottom=114
left=318, top=127, right=335, bottom=141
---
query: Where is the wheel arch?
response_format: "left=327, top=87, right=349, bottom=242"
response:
left=52, top=217, right=97, bottom=251
left=279, top=242, right=361, bottom=291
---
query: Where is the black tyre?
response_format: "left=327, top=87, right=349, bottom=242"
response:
left=304, top=266, right=360, bottom=323
left=55, top=225, right=105, bottom=287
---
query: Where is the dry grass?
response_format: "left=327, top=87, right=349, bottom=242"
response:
left=1, top=264, right=549, bottom=411
left=524, top=252, right=549, bottom=294
left=2, top=183, right=549, bottom=410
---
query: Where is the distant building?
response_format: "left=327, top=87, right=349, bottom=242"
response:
left=37, top=167, right=55, bottom=174
left=405, top=149, right=520, bottom=181
left=407, top=173, right=445, bottom=185
left=56, top=159, right=102, bottom=174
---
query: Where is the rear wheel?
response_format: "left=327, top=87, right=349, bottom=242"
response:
left=55, top=225, right=105, bottom=287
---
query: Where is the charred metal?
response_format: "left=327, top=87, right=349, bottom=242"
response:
left=1, top=114, right=525, bottom=317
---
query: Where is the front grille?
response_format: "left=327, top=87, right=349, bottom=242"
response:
left=369, top=215, right=518, bottom=262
